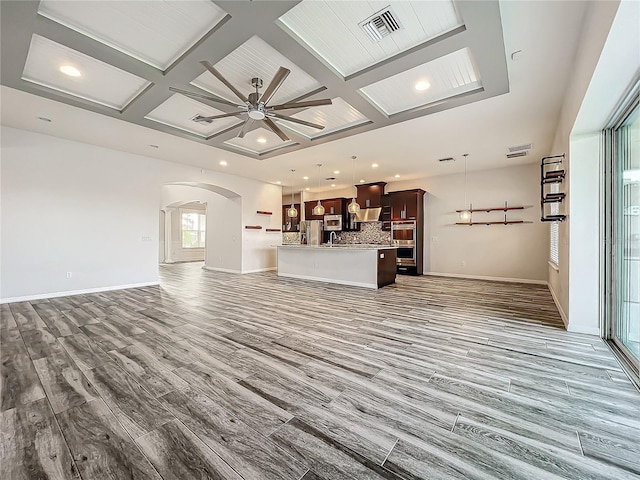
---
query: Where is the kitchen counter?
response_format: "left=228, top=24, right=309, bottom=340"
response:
left=276, top=244, right=396, bottom=289
left=279, top=243, right=395, bottom=250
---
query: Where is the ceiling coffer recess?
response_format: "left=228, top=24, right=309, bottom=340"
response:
left=171, top=62, right=332, bottom=141
left=359, top=7, right=402, bottom=42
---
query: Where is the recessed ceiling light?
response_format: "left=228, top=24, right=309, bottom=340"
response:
left=306, top=187, right=310, bottom=191
left=394, top=174, right=401, bottom=178
left=415, top=80, right=430, bottom=91
left=334, top=170, right=340, bottom=174
left=331, top=184, right=336, bottom=187
left=59, top=65, right=81, bottom=77
left=359, top=179, right=365, bottom=183
left=149, top=144, right=159, bottom=148
left=276, top=181, right=281, bottom=184
left=303, top=176, right=309, bottom=180
left=257, top=137, right=267, bottom=144
left=219, top=160, right=227, bottom=166
left=37, top=116, right=52, bottom=122
left=371, top=163, right=379, bottom=168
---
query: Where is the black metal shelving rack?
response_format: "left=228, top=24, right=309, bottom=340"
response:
left=540, top=154, right=567, bottom=222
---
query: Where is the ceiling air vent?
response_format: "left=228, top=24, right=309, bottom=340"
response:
left=360, top=7, right=402, bottom=42
left=508, top=143, right=532, bottom=153
left=438, top=157, right=455, bottom=162
left=506, top=151, right=528, bottom=159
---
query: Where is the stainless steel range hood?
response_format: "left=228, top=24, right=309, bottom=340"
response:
left=354, top=207, right=382, bottom=222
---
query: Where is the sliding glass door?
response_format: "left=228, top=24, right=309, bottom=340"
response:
left=607, top=90, right=640, bottom=376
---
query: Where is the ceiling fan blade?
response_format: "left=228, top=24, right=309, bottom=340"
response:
left=259, top=67, right=290, bottom=105
left=263, top=118, right=290, bottom=142
left=194, top=112, right=245, bottom=123
left=200, top=61, right=248, bottom=104
left=269, top=98, right=332, bottom=111
left=169, top=87, right=241, bottom=108
left=237, top=119, right=254, bottom=138
left=270, top=113, right=324, bottom=130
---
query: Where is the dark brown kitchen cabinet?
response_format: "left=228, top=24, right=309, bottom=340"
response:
left=282, top=204, right=301, bottom=231
left=356, top=182, right=387, bottom=208
left=388, top=189, right=425, bottom=221
left=304, top=197, right=349, bottom=222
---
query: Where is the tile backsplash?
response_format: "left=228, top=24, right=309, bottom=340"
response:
left=336, top=222, right=390, bottom=245
left=282, top=232, right=301, bottom=244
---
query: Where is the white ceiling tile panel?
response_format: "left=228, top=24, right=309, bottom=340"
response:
left=279, top=0, right=463, bottom=77
left=22, top=34, right=150, bottom=110
left=191, top=36, right=322, bottom=105
left=276, top=97, right=369, bottom=139
left=145, top=94, right=241, bottom=137
left=37, top=0, right=227, bottom=70
left=225, top=127, right=295, bottom=155
left=359, top=48, right=482, bottom=116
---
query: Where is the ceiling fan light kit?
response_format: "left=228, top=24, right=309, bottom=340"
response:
left=173, top=62, right=332, bottom=142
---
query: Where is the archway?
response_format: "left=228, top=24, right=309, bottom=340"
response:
left=161, top=183, right=242, bottom=272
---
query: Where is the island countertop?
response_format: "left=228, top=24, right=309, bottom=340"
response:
left=277, top=244, right=396, bottom=251
left=277, top=244, right=397, bottom=289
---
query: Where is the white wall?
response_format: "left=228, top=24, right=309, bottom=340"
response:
left=0, top=126, right=282, bottom=301
left=567, top=134, right=601, bottom=335
left=392, top=163, right=547, bottom=282
left=311, top=163, right=548, bottom=283
left=160, top=186, right=243, bottom=271
left=548, top=0, right=638, bottom=334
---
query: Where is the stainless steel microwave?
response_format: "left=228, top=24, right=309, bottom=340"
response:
left=324, top=214, right=343, bottom=231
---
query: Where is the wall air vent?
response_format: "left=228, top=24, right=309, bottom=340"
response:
left=508, top=143, right=532, bottom=153
left=438, top=157, right=455, bottom=162
left=506, top=151, right=528, bottom=159
left=359, top=7, right=402, bottom=42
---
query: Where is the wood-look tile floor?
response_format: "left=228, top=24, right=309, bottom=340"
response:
left=2, top=262, right=639, bottom=479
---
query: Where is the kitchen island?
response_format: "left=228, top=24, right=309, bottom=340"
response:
left=277, top=244, right=397, bottom=289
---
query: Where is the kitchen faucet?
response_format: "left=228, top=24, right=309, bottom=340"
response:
left=329, top=231, right=337, bottom=245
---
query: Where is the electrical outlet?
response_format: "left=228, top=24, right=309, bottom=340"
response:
left=141, top=236, right=153, bottom=242
left=461, top=261, right=466, bottom=267
left=66, top=272, right=72, bottom=278
left=431, top=236, right=438, bottom=243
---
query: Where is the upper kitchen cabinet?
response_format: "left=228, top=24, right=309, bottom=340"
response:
left=388, top=189, right=426, bottom=221
left=356, top=182, right=387, bottom=208
left=282, top=204, right=301, bottom=231
left=304, top=197, right=347, bottom=220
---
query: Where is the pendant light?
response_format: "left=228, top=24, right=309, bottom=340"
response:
left=459, top=153, right=472, bottom=222
left=347, top=155, right=361, bottom=214
left=287, top=169, right=298, bottom=218
left=312, top=163, right=325, bottom=216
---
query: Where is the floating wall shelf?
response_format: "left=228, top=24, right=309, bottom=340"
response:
left=455, top=206, right=525, bottom=213
left=456, top=220, right=525, bottom=226
left=256, top=211, right=273, bottom=215
left=455, top=202, right=529, bottom=225
left=540, top=154, right=567, bottom=222
left=245, top=225, right=262, bottom=230
left=266, top=228, right=282, bottom=232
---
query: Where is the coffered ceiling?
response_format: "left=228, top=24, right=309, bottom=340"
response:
left=1, top=1, right=591, bottom=193
left=1, top=0, right=508, bottom=160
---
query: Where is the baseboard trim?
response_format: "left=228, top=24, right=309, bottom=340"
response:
left=202, top=266, right=276, bottom=274
left=425, top=272, right=547, bottom=285
left=0, top=281, right=160, bottom=304
left=277, top=272, right=377, bottom=289
left=242, top=267, right=277, bottom=274
left=202, top=266, right=242, bottom=274
left=547, top=282, right=568, bottom=328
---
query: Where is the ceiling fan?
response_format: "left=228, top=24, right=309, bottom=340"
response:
left=170, top=61, right=332, bottom=141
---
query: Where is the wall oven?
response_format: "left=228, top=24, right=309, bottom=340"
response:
left=324, top=214, right=343, bottom=231
left=392, top=221, right=416, bottom=267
